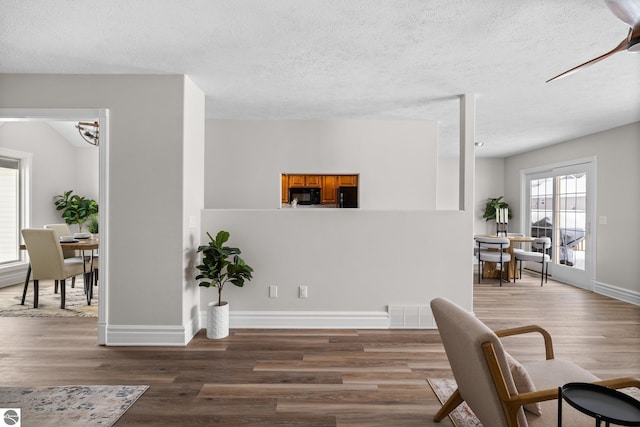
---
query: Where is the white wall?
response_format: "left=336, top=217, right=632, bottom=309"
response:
left=205, top=120, right=438, bottom=210
left=0, top=122, right=99, bottom=230
left=504, top=122, right=640, bottom=298
left=202, top=118, right=474, bottom=327
left=474, top=158, right=506, bottom=236
left=201, top=209, right=472, bottom=327
left=182, top=77, right=205, bottom=335
left=0, top=74, right=205, bottom=345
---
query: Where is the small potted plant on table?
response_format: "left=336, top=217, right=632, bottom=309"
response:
left=196, top=230, right=254, bottom=339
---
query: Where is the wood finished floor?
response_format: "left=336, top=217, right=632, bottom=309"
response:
left=0, top=271, right=638, bottom=426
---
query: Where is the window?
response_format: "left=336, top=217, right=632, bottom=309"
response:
left=0, top=149, right=30, bottom=266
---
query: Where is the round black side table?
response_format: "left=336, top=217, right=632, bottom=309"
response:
left=558, top=382, right=640, bottom=426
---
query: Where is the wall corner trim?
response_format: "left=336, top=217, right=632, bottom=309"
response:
left=105, top=317, right=199, bottom=346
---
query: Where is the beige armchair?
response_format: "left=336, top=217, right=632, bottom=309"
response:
left=21, top=229, right=87, bottom=309
left=430, top=297, right=639, bottom=426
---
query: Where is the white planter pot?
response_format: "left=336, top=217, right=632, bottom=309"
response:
left=206, top=301, right=229, bottom=339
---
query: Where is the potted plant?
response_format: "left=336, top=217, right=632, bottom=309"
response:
left=483, top=196, right=511, bottom=222
left=87, top=214, right=99, bottom=237
left=54, top=190, right=99, bottom=232
left=196, top=230, right=254, bottom=339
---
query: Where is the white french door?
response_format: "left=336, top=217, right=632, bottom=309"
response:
left=524, top=159, right=595, bottom=289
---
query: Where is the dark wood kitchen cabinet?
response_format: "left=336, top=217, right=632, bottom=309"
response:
left=337, top=175, right=358, bottom=187
left=288, top=175, right=306, bottom=187
left=305, top=175, right=321, bottom=187
left=321, top=175, right=337, bottom=204
left=288, top=174, right=322, bottom=188
left=281, top=175, right=289, bottom=203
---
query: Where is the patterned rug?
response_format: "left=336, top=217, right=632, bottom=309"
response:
left=428, top=378, right=482, bottom=427
left=428, top=378, right=640, bottom=427
left=0, top=385, right=148, bottom=426
left=0, top=280, right=98, bottom=317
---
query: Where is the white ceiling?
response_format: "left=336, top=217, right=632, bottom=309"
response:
left=1, top=0, right=638, bottom=157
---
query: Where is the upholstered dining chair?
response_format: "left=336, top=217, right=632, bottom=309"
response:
left=43, top=223, right=83, bottom=292
left=507, top=233, right=526, bottom=255
left=430, top=297, right=640, bottom=427
left=21, top=228, right=86, bottom=309
left=475, top=236, right=511, bottom=286
left=515, top=237, right=551, bottom=286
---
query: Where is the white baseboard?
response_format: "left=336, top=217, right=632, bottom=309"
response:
left=0, top=263, right=28, bottom=288
left=104, top=313, right=201, bottom=346
left=198, top=310, right=390, bottom=329
left=594, top=281, right=640, bottom=306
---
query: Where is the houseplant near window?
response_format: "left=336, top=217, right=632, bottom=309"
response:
left=482, top=196, right=511, bottom=222
left=196, top=230, right=254, bottom=339
left=54, top=190, right=99, bottom=232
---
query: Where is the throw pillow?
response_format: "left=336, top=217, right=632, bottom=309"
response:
left=504, top=351, right=543, bottom=416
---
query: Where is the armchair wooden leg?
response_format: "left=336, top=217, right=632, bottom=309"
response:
left=434, top=388, right=464, bottom=422
left=54, top=280, right=59, bottom=294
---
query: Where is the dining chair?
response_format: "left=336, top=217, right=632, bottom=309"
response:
left=475, top=236, right=511, bottom=286
left=21, top=228, right=87, bottom=309
left=515, top=237, right=551, bottom=286
left=44, top=223, right=89, bottom=292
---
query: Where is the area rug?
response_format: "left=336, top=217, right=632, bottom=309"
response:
left=428, top=378, right=640, bottom=427
left=427, top=378, right=483, bottom=427
left=0, top=385, right=148, bottom=426
left=0, top=281, right=98, bottom=317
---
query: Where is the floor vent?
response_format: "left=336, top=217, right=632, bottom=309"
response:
left=388, top=305, right=433, bottom=328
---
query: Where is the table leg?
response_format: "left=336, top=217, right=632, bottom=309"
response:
left=558, top=387, right=562, bottom=427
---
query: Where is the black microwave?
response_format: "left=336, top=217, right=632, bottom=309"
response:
left=289, top=187, right=321, bottom=205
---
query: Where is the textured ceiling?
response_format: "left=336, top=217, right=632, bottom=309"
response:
left=1, top=0, right=638, bottom=157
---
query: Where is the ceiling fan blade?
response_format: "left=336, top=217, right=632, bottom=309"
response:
left=604, top=0, right=640, bottom=29
left=546, top=37, right=628, bottom=83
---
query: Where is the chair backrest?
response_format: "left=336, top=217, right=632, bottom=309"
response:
left=44, top=223, right=75, bottom=259
left=475, top=236, right=510, bottom=250
left=21, top=228, right=66, bottom=280
left=532, top=237, right=551, bottom=251
left=430, top=297, right=527, bottom=427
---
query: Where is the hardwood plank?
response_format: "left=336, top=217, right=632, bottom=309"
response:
left=0, top=270, right=637, bottom=426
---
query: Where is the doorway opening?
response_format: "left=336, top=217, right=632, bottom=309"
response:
left=0, top=108, right=108, bottom=344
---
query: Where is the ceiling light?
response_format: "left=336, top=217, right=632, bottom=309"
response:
left=76, top=121, right=99, bottom=146
left=475, top=142, right=484, bottom=147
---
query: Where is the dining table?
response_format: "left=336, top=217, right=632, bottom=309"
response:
left=20, top=237, right=99, bottom=305
left=476, top=234, right=536, bottom=281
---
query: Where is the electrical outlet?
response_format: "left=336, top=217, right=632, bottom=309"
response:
left=299, top=285, right=308, bottom=298
left=269, top=285, right=278, bottom=298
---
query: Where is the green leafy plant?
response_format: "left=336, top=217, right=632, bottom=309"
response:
left=87, top=214, right=99, bottom=234
left=196, top=230, right=254, bottom=307
left=483, top=196, right=511, bottom=221
left=54, top=190, right=99, bottom=231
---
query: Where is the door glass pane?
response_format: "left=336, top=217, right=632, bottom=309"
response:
left=557, top=173, right=586, bottom=270
left=530, top=177, right=554, bottom=261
